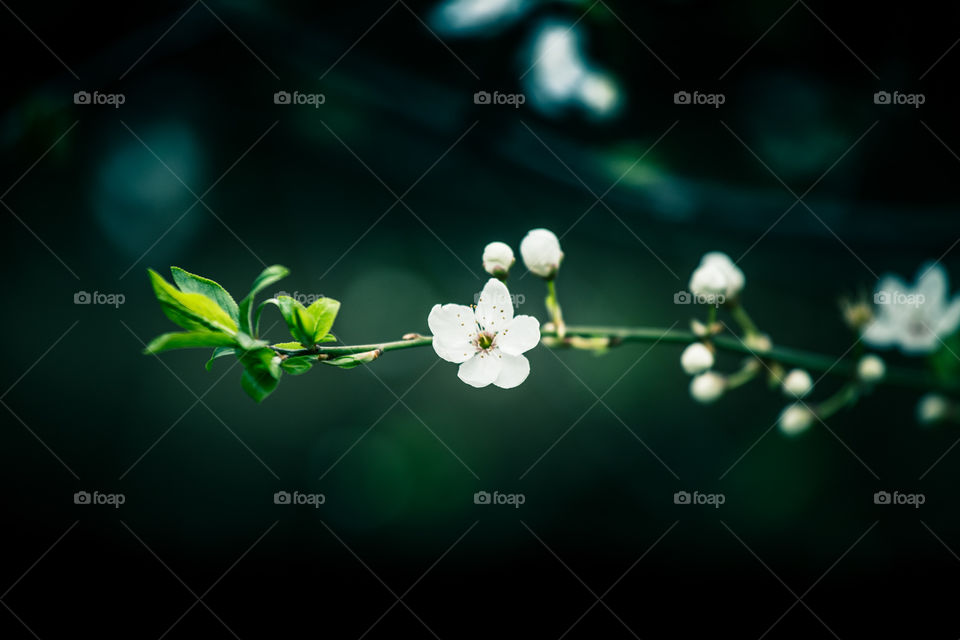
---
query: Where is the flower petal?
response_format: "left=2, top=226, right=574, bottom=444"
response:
left=428, top=303, right=476, bottom=363
left=862, top=318, right=899, bottom=348
left=916, top=263, right=948, bottom=313
left=475, top=278, right=514, bottom=331
left=457, top=351, right=503, bottom=388
left=497, top=315, right=541, bottom=355
left=935, top=295, right=960, bottom=338
left=493, top=353, right=530, bottom=389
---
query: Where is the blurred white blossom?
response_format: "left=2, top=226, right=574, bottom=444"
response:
left=863, top=263, right=960, bottom=354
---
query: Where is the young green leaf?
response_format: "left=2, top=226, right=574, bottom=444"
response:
left=275, top=296, right=317, bottom=346
left=206, top=346, right=236, bottom=370
left=170, top=266, right=239, bottom=324
left=239, top=265, right=290, bottom=335
left=144, top=331, right=238, bottom=354
left=148, top=269, right=238, bottom=334
left=305, top=298, right=340, bottom=342
left=272, top=341, right=306, bottom=350
left=280, top=356, right=315, bottom=375
left=238, top=347, right=282, bottom=402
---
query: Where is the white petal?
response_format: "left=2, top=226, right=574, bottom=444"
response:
left=861, top=318, right=899, bottom=348
left=494, top=353, right=530, bottom=389
left=475, top=278, right=514, bottom=331
left=428, top=303, right=476, bottom=363
left=497, top=315, right=540, bottom=355
left=899, top=330, right=939, bottom=355
left=935, top=295, right=960, bottom=337
left=457, top=351, right=503, bottom=388
left=916, top=263, right=948, bottom=313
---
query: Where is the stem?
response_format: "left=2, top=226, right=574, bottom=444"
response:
left=729, top=303, right=759, bottom=337
left=269, top=325, right=956, bottom=393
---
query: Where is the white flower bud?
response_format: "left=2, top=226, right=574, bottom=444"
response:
left=781, top=369, right=813, bottom=398
left=700, top=252, right=745, bottom=298
left=779, top=404, right=814, bottom=436
left=680, top=343, right=714, bottom=375
left=689, top=263, right=727, bottom=299
left=744, top=332, right=772, bottom=353
left=856, top=355, right=885, bottom=383
left=917, top=394, right=949, bottom=425
left=520, top=228, right=564, bottom=278
left=482, top=241, right=515, bottom=278
left=690, top=371, right=725, bottom=404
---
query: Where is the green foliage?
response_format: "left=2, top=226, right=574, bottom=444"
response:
left=145, top=264, right=347, bottom=402
left=148, top=269, right=238, bottom=335
left=275, top=295, right=341, bottom=347
left=239, top=265, right=289, bottom=335
left=144, top=331, right=238, bottom=354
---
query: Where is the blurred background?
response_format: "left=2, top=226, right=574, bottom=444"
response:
left=2, top=0, right=960, bottom=636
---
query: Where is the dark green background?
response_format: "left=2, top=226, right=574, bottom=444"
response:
left=2, top=1, right=959, bottom=636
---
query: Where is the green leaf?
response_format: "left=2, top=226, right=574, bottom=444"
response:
left=170, top=266, right=239, bottom=324
left=144, top=331, right=238, bottom=354
left=275, top=295, right=341, bottom=346
left=281, top=355, right=315, bottom=375
left=318, top=333, right=337, bottom=343
left=206, top=346, right=236, bottom=370
left=253, top=298, right=281, bottom=337
left=305, top=298, right=340, bottom=342
left=276, top=296, right=317, bottom=346
left=148, top=269, right=238, bottom=334
left=238, top=347, right=282, bottom=402
left=931, top=331, right=960, bottom=382
left=272, top=341, right=306, bottom=350
left=239, top=265, right=290, bottom=335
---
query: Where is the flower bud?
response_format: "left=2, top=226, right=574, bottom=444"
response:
left=744, top=332, right=772, bottom=353
left=689, top=263, right=727, bottom=299
left=779, top=404, right=814, bottom=436
left=700, top=252, right=745, bottom=299
left=482, top=241, right=515, bottom=279
left=782, top=369, right=813, bottom=398
left=690, top=371, right=725, bottom=404
left=856, top=355, right=885, bottom=383
left=520, top=228, right=564, bottom=278
left=917, top=394, right=950, bottom=425
left=320, top=348, right=383, bottom=369
left=680, top=343, right=714, bottom=375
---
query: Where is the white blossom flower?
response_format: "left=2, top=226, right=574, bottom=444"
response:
left=520, top=228, right=563, bottom=278
left=782, top=369, right=813, bottom=398
left=690, top=252, right=744, bottom=300
left=917, top=394, right=949, bottom=425
left=689, top=263, right=727, bottom=299
left=856, top=355, right=885, bottom=383
left=428, top=278, right=540, bottom=388
left=482, top=241, right=515, bottom=278
left=863, top=263, right=960, bottom=354
left=779, top=404, right=814, bottom=436
left=680, top=343, right=714, bottom=375
left=690, top=371, right=725, bottom=404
